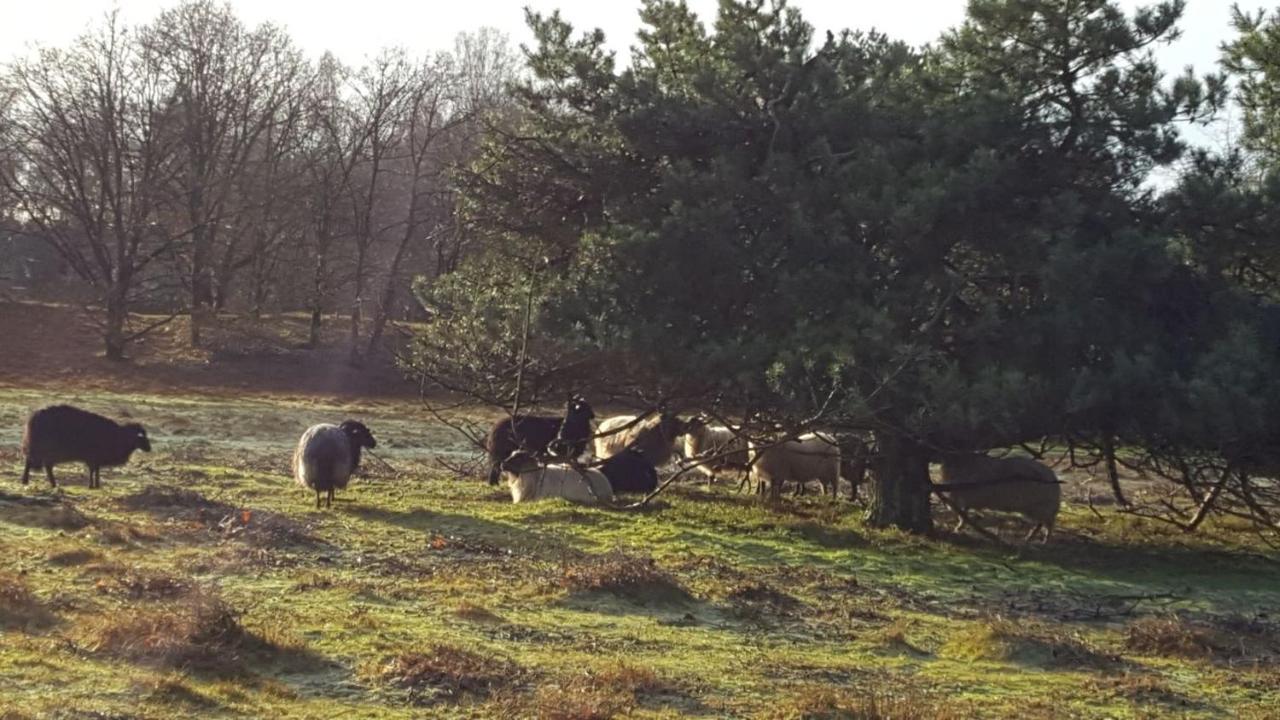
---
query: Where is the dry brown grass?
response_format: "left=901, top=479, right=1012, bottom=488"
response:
left=870, top=618, right=922, bottom=654
left=377, top=644, right=524, bottom=705
left=1121, top=614, right=1280, bottom=665
left=558, top=551, right=689, bottom=602
left=45, top=547, right=102, bottom=567
left=761, top=684, right=968, bottom=720
left=942, top=619, right=1118, bottom=669
left=0, top=573, right=57, bottom=631
left=94, top=567, right=190, bottom=600
left=531, top=661, right=676, bottom=720
left=82, top=588, right=247, bottom=670
left=453, top=601, right=507, bottom=624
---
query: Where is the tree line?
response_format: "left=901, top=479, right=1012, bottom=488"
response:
left=0, top=0, right=516, bottom=363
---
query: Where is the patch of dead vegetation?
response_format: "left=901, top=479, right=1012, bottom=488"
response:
left=79, top=586, right=317, bottom=675
left=118, top=486, right=317, bottom=547
left=871, top=618, right=926, bottom=655
left=760, top=683, right=969, bottom=720
left=0, top=573, right=57, bottom=631
left=94, top=567, right=190, bottom=600
left=942, top=619, right=1119, bottom=669
left=377, top=644, right=525, bottom=705
left=558, top=551, right=690, bottom=604
left=1089, top=672, right=1192, bottom=707
left=532, top=661, right=680, bottom=720
left=1125, top=614, right=1280, bottom=665
left=45, top=547, right=102, bottom=567
left=724, top=581, right=805, bottom=622
left=453, top=601, right=507, bottom=624
left=0, top=499, right=92, bottom=531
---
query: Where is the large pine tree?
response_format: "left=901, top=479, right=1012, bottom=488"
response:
left=414, top=0, right=1219, bottom=532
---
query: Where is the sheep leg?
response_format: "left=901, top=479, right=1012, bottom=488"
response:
left=1024, top=524, right=1043, bottom=543
left=45, top=465, right=57, bottom=488
left=315, top=490, right=322, bottom=509
left=327, top=488, right=335, bottom=508
left=21, top=459, right=32, bottom=485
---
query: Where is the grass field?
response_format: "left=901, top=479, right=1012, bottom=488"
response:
left=1, top=383, right=1278, bottom=719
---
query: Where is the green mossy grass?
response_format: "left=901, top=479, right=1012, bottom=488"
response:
left=1, top=386, right=1277, bottom=718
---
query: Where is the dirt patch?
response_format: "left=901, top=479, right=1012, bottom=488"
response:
left=377, top=645, right=526, bottom=705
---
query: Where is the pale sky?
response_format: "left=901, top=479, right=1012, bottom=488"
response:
left=0, top=0, right=1244, bottom=155
left=0, top=0, right=1238, bottom=74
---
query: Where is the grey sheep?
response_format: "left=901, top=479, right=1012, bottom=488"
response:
left=292, top=420, right=377, bottom=509
left=936, top=454, right=1062, bottom=542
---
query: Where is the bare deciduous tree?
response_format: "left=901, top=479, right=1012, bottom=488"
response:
left=141, top=0, right=307, bottom=345
left=1, top=12, right=180, bottom=359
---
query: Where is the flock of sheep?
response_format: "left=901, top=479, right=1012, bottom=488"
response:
left=15, top=397, right=1063, bottom=541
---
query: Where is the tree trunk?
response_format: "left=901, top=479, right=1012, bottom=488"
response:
left=1102, top=435, right=1129, bottom=507
left=348, top=243, right=368, bottom=367
left=866, top=434, right=933, bottom=534
left=189, top=192, right=212, bottom=347
left=366, top=230, right=415, bottom=359
left=104, top=286, right=127, bottom=361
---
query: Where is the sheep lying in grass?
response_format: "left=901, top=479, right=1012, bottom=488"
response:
left=748, top=432, right=842, bottom=500
left=936, top=454, right=1062, bottom=542
left=597, top=448, right=658, bottom=494
left=483, top=395, right=595, bottom=486
left=293, top=420, right=377, bottom=509
left=593, top=412, right=686, bottom=467
left=681, top=415, right=750, bottom=485
left=500, top=451, right=614, bottom=505
left=22, top=405, right=151, bottom=489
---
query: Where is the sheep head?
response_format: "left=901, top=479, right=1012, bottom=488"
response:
left=565, top=394, right=595, bottom=422
left=500, top=450, right=541, bottom=474
left=124, top=423, right=151, bottom=452
left=339, top=420, right=377, bottom=449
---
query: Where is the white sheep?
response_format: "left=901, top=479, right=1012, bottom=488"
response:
left=681, top=415, right=750, bottom=485
left=748, top=432, right=842, bottom=499
left=937, top=454, right=1062, bottom=542
left=592, top=413, right=685, bottom=467
left=500, top=451, right=615, bottom=505
left=293, top=420, right=378, bottom=509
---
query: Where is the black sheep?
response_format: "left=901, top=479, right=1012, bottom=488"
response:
left=21, top=405, right=151, bottom=488
left=598, top=447, right=658, bottom=494
left=484, top=395, right=595, bottom=485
